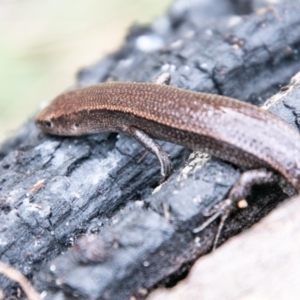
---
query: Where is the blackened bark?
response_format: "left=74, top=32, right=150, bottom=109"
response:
left=1, top=0, right=300, bottom=298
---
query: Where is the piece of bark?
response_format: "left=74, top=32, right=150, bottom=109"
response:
left=0, top=0, right=300, bottom=298
left=146, top=73, right=300, bottom=300
left=147, top=194, right=300, bottom=300
left=33, top=68, right=300, bottom=300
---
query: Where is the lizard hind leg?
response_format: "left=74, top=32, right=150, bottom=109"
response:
left=193, top=168, right=280, bottom=251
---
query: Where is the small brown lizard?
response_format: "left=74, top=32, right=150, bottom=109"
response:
left=36, top=75, right=300, bottom=248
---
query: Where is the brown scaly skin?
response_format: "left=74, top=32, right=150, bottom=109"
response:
left=36, top=80, right=300, bottom=248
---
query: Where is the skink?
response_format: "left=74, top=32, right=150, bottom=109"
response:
left=35, top=79, right=300, bottom=246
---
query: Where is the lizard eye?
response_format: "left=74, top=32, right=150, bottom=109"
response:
left=43, top=120, right=53, bottom=128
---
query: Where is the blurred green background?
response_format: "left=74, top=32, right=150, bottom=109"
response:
left=0, top=0, right=172, bottom=143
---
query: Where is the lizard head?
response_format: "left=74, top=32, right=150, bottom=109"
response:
left=35, top=88, right=89, bottom=136
left=35, top=84, right=123, bottom=136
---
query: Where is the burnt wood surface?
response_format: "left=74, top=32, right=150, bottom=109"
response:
left=0, top=0, right=300, bottom=298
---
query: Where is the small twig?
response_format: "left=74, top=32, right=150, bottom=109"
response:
left=0, top=261, right=40, bottom=300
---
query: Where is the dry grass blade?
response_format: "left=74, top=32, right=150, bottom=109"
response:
left=0, top=261, right=40, bottom=300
